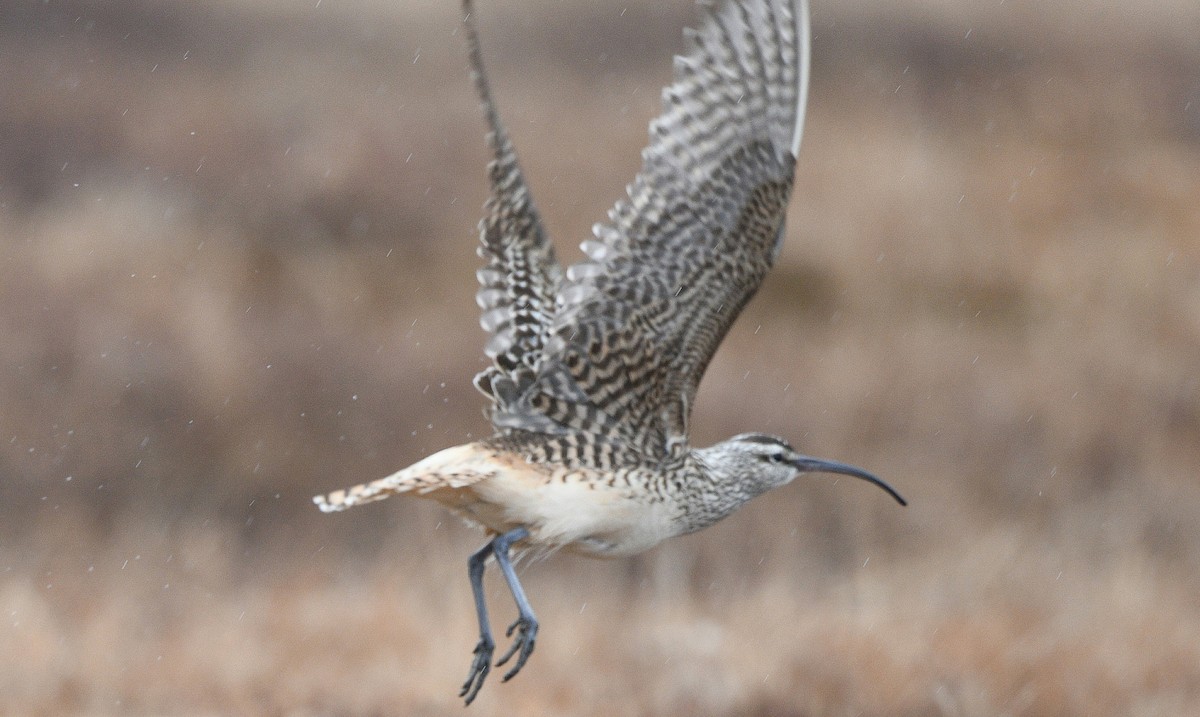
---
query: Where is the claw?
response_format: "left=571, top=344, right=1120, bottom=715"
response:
left=460, top=637, right=495, bottom=705
left=494, top=616, right=538, bottom=681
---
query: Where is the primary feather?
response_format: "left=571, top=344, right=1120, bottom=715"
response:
left=468, top=0, right=810, bottom=462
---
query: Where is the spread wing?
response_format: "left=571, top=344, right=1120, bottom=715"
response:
left=488, top=0, right=811, bottom=460
left=463, top=0, right=564, bottom=420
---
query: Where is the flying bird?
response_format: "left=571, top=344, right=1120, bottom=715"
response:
left=315, top=0, right=906, bottom=704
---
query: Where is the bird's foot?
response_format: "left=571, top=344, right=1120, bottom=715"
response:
left=459, top=636, right=494, bottom=705
left=495, top=615, right=538, bottom=682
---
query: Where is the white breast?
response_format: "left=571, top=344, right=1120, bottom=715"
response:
left=467, top=471, right=678, bottom=558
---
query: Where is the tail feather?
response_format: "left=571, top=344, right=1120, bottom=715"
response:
left=312, top=443, right=498, bottom=513
left=313, top=476, right=405, bottom=512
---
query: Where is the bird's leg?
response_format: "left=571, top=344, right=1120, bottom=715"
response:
left=459, top=526, right=534, bottom=703
left=459, top=539, right=496, bottom=705
left=489, top=526, right=538, bottom=682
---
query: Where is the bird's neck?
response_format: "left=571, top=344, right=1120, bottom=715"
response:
left=668, top=450, right=760, bottom=536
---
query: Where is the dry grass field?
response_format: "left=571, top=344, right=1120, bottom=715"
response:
left=3, top=0, right=1199, bottom=714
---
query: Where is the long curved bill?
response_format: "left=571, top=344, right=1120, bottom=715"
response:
left=791, top=456, right=907, bottom=506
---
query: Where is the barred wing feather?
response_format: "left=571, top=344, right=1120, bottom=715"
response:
left=490, top=0, right=811, bottom=459
left=464, top=0, right=564, bottom=420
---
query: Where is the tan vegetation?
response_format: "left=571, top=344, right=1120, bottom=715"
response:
left=2, top=0, right=1198, bottom=713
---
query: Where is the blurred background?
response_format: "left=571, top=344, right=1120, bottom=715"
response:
left=2, top=0, right=1198, bottom=714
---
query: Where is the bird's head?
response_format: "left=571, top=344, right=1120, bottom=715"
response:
left=704, top=432, right=907, bottom=506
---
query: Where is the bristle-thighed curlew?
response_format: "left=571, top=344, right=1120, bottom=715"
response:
left=314, top=0, right=906, bottom=704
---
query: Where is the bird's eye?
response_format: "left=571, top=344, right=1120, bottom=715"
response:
left=768, top=452, right=786, bottom=464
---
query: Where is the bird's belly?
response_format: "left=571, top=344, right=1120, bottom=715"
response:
left=467, top=471, right=676, bottom=558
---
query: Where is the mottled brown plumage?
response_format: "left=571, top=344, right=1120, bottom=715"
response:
left=314, top=0, right=904, bottom=704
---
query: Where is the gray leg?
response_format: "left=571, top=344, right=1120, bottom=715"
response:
left=459, top=539, right=495, bottom=705
left=490, top=527, right=538, bottom=681
left=458, top=526, right=536, bottom=705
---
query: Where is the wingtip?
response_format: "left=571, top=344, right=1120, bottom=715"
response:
left=790, top=0, right=811, bottom=158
